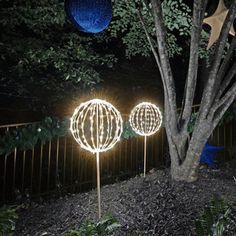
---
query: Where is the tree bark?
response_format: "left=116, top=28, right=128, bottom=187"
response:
left=168, top=118, right=212, bottom=182
left=137, top=0, right=236, bottom=182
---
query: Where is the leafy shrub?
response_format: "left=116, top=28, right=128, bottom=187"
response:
left=68, top=215, right=121, bottom=236
left=0, top=117, right=69, bottom=155
left=121, top=121, right=138, bottom=139
left=195, top=197, right=233, bottom=236
left=0, top=205, right=18, bottom=236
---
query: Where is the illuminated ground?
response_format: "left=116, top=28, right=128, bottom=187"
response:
left=15, top=167, right=236, bottom=235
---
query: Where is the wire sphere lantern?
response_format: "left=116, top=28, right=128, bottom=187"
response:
left=70, top=99, right=122, bottom=219
left=129, top=102, right=162, bottom=137
left=129, top=102, right=162, bottom=177
left=70, top=99, right=123, bottom=153
left=65, top=0, right=112, bottom=33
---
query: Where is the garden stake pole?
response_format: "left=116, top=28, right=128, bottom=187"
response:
left=96, top=151, right=101, bottom=219
left=70, top=99, right=123, bottom=220
left=144, top=135, right=147, bottom=177
left=96, top=103, right=101, bottom=219
left=144, top=107, right=147, bottom=178
left=129, top=102, right=162, bottom=177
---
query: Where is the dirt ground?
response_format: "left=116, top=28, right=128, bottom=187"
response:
left=15, top=167, right=236, bottom=236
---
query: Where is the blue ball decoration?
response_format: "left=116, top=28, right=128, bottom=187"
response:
left=65, top=0, right=112, bottom=33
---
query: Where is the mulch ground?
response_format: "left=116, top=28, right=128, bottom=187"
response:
left=15, top=167, right=236, bottom=236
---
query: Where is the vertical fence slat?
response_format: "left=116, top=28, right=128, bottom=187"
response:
left=21, top=151, right=26, bottom=193
left=119, top=142, right=122, bottom=175
left=63, top=137, right=67, bottom=186
left=56, top=137, right=59, bottom=187
left=77, top=153, right=81, bottom=189
left=79, top=153, right=84, bottom=191
left=30, top=148, right=35, bottom=194
left=135, top=137, right=139, bottom=173
left=38, top=144, right=43, bottom=194
left=161, top=129, right=164, bottom=164
left=3, top=154, right=8, bottom=201
left=71, top=141, right=74, bottom=186
left=130, top=138, right=133, bottom=174
left=47, top=141, right=51, bottom=191
left=13, top=148, right=17, bottom=193
left=123, top=139, right=127, bottom=170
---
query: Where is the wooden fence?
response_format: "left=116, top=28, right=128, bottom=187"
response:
left=0, top=113, right=235, bottom=204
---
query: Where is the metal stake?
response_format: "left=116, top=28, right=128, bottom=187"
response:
left=96, top=151, right=101, bottom=219
left=144, top=135, right=147, bottom=177
left=96, top=103, right=101, bottom=218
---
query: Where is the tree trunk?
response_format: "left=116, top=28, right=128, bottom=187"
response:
left=137, top=0, right=236, bottom=182
left=167, top=118, right=212, bottom=182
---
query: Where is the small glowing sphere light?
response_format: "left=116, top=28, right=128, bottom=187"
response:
left=70, top=99, right=123, bottom=218
left=129, top=102, right=162, bottom=136
left=129, top=102, right=162, bottom=177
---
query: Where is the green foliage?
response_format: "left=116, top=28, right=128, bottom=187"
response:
left=0, top=100, right=234, bottom=155
left=186, top=102, right=236, bottom=133
left=110, top=0, right=234, bottom=61
left=162, top=0, right=191, bottom=35
left=109, top=0, right=191, bottom=58
left=198, top=30, right=212, bottom=61
left=188, top=112, right=198, bottom=134
left=195, top=197, right=233, bottom=236
left=68, top=215, right=121, bottom=236
left=0, top=0, right=116, bottom=105
left=0, top=205, right=18, bottom=236
left=0, top=116, right=139, bottom=155
left=121, top=121, right=138, bottom=139
left=0, top=117, right=69, bottom=155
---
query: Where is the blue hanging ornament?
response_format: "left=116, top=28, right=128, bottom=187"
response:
left=65, top=0, right=112, bottom=33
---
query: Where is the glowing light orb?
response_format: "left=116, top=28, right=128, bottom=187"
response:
left=129, top=102, right=162, bottom=136
left=70, top=99, right=123, bottom=153
left=65, top=0, right=112, bottom=33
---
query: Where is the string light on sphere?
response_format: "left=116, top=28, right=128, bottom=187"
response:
left=70, top=99, right=123, bottom=219
left=129, top=102, right=162, bottom=177
left=129, top=102, right=162, bottom=136
left=70, top=99, right=123, bottom=153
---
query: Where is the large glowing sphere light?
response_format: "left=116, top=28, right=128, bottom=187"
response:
left=70, top=99, right=123, bottom=218
left=70, top=99, right=123, bottom=153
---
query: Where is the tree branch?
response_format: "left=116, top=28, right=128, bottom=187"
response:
left=199, top=0, right=236, bottom=119
left=212, top=82, right=236, bottom=129
left=209, top=62, right=236, bottom=118
left=134, top=1, right=172, bottom=107
left=217, top=36, right=236, bottom=81
left=135, top=4, right=164, bottom=80
left=216, top=61, right=236, bottom=100
left=211, top=36, right=236, bottom=101
left=181, top=0, right=207, bottom=127
left=150, top=0, right=178, bottom=131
